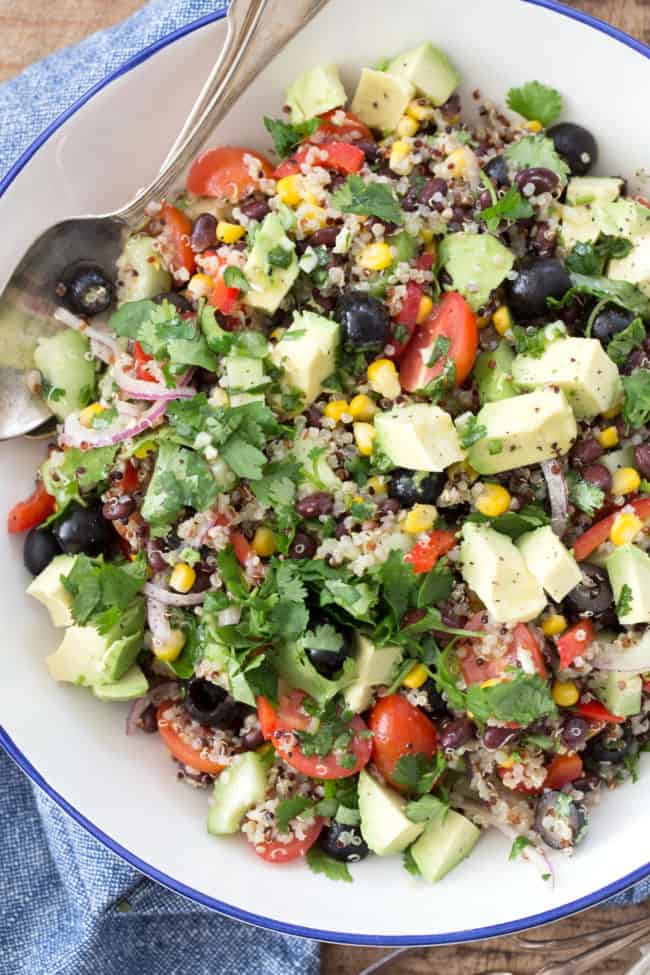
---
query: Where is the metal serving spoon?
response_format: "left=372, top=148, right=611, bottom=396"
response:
left=0, top=0, right=331, bottom=440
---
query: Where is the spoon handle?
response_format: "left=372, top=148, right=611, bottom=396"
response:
left=118, top=0, right=332, bottom=224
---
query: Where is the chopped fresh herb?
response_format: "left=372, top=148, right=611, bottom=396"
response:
left=567, top=470, right=605, bottom=517
left=566, top=235, right=634, bottom=277
left=460, top=415, right=488, bottom=449
left=276, top=796, right=317, bottom=833
left=509, top=835, right=534, bottom=861
left=606, top=317, right=646, bottom=366
left=402, top=847, right=421, bottom=877
left=488, top=439, right=503, bottom=455
left=623, top=753, right=640, bottom=784
left=263, top=115, right=322, bottom=157
left=331, top=174, right=404, bottom=225
left=306, top=846, right=353, bottom=883
left=512, top=324, right=550, bottom=358
left=478, top=184, right=534, bottom=233
left=468, top=503, right=550, bottom=540
left=506, top=80, right=562, bottom=127
left=62, top=553, right=147, bottom=626
left=40, top=445, right=118, bottom=511
left=405, top=794, right=448, bottom=823
left=111, top=299, right=218, bottom=373
left=417, top=358, right=456, bottom=402
left=504, top=135, right=570, bottom=183
left=549, top=273, right=650, bottom=320
left=391, top=752, right=447, bottom=795
left=267, top=246, right=294, bottom=270
left=465, top=671, right=557, bottom=725
left=141, top=440, right=219, bottom=535
left=616, top=583, right=634, bottom=619
left=622, top=369, right=650, bottom=428
left=426, top=335, right=451, bottom=368
left=90, top=405, right=118, bottom=430
left=640, top=479, right=650, bottom=495
left=223, top=266, right=250, bottom=292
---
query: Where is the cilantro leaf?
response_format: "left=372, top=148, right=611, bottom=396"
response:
left=223, top=267, right=250, bottom=292
left=62, top=554, right=147, bottom=626
left=40, top=445, right=118, bottom=511
left=459, top=415, right=488, bottom=449
left=331, top=175, right=403, bottom=225
left=606, top=317, right=646, bottom=366
left=264, top=115, right=322, bottom=157
left=402, top=847, right=421, bottom=877
left=465, top=672, right=556, bottom=725
left=217, top=546, right=249, bottom=599
left=507, top=81, right=562, bottom=127
left=616, top=583, right=634, bottom=619
left=405, top=794, right=448, bottom=823
left=466, top=503, right=550, bottom=540
left=276, top=796, right=317, bottom=833
left=566, top=235, right=634, bottom=277
left=372, top=548, right=418, bottom=624
left=622, top=369, right=650, bottom=428
left=111, top=299, right=217, bottom=372
left=306, top=846, right=353, bottom=883
left=141, top=441, right=219, bottom=535
left=304, top=623, right=344, bottom=654
left=512, top=325, right=550, bottom=358
left=391, top=752, right=447, bottom=795
left=109, top=299, right=157, bottom=338
left=504, top=135, right=570, bottom=183
left=550, top=273, right=650, bottom=320
left=567, top=470, right=605, bottom=517
left=509, top=835, right=534, bottom=861
left=477, top=184, right=534, bottom=233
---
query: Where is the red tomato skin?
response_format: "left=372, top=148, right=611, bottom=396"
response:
left=573, top=498, right=650, bottom=561
left=574, top=700, right=625, bottom=724
left=513, top=623, right=548, bottom=680
left=156, top=701, right=226, bottom=775
left=120, top=461, right=139, bottom=494
left=391, top=282, right=422, bottom=358
left=252, top=819, right=323, bottom=863
left=8, top=482, right=56, bottom=534
left=187, top=146, right=273, bottom=200
left=159, top=203, right=196, bottom=278
left=544, top=754, right=583, bottom=790
left=399, top=292, right=478, bottom=393
left=557, top=619, right=596, bottom=670
left=257, top=696, right=278, bottom=740
left=274, top=715, right=372, bottom=780
left=132, top=340, right=156, bottom=382
left=208, top=276, right=240, bottom=315
left=404, top=529, right=457, bottom=574
left=312, top=110, right=373, bottom=143
left=272, top=141, right=364, bottom=179
left=229, top=530, right=252, bottom=568
left=368, top=695, right=438, bottom=791
left=459, top=623, right=546, bottom=685
left=256, top=690, right=313, bottom=740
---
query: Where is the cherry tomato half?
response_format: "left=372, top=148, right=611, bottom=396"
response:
left=272, top=141, right=365, bottom=179
left=391, top=282, right=423, bottom=358
left=156, top=701, right=226, bottom=775
left=544, top=754, right=583, bottom=790
left=8, top=481, right=56, bottom=534
left=404, top=529, right=457, bottom=575
left=257, top=690, right=313, bottom=740
left=459, top=622, right=546, bottom=686
left=132, top=340, right=156, bottom=382
left=312, top=110, right=373, bottom=144
left=399, top=292, right=478, bottom=393
left=573, top=498, right=650, bottom=561
left=188, top=146, right=273, bottom=200
left=252, top=818, right=323, bottom=863
left=275, top=714, right=372, bottom=780
left=368, top=695, right=438, bottom=792
left=159, top=203, right=196, bottom=279
left=557, top=619, right=596, bottom=670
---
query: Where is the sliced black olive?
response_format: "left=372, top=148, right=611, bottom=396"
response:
left=564, top=563, right=614, bottom=618
left=335, top=292, right=391, bottom=351
left=590, top=306, right=635, bottom=343
left=23, top=527, right=62, bottom=576
left=319, top=822, right=369, bottom=863
left=305, top=616, right=354, bottom=678
left=507, top=256, right=571, bottom=320
left=388, top=469, right=444, bottom=507
left=483, top=155, right=509, bottom=188
left=184, top=677, right=251, bottom=730
left=152, top=291, right=193, bottom=313
left=586, top=724, right=636, bottom=764
left=547, top=122, right=598, bottom=176
left=59, top=261, right=114, bottom=317
left=535, top=790, right=588, bottom=849
left=53, top=502, right=110, bottom=556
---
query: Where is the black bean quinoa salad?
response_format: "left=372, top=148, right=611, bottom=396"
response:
left=11, top=41, right=650, bottom=884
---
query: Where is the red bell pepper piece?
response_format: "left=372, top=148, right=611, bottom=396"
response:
left=574, top=700, right=625, bottom=724
left=273, top=141, right=365, bottom=179
left=8, top=482, right=56, bottom=534
left=404, top=529, right=457, bottom=574
left=573, top=497, right=650, bottom=561
left=556, top=619, right=596, bottom=670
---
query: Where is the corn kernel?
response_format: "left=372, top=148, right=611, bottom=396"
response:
left=499, top=755, right=516, bottom=769
left=448, top=460, right=479, bottom=485
left=475, top=483, right=511, bottom=518
left=187, top=272, right=215, bottom=300
left=79, top=403, right=105, bottom=428
left=353, top=422, right=376, bottom=456
left=217, top=221, right=245, bottom=244
left=170, top=563, right=196, bottom=594
left=420, top=228, right=435, bottom=245
left=276, top=174, right=302, bottom=206
left=602, top=402, right=623, bottom=419
left=610, top=511, right=643, bottom=546
left=134, top=441, right=155, bottom=459
left=300, top=204, right=328, bottom=229
left=323, top=399, right=350, bottom=423
left=404, top=503, right=438, bottom=534
left=153, top=629, right=186, bottom=663
left=406, top=99, right=435, bottom=122
left=416, top=295, right=434, bottom=325
left=252, top=526, right=277, bottom=558
left=480, top=678, right=502, bottom=689
left=542, top=614, right=568, bottom=637
left=367, top=358, right=401, bottom=399
left=366, top=475, right=387, bottom=496
left=612, top=467, right=641, bottom=496
left=402, top=663, right=429, bottom=689
left=552, top=680, right=580, bottom=707
left=349, top=394, right=377, bottom=422
left=397, top=115, right=419, bottom=138
left=357, top=242, right=393, bottom=271
left=492, top=305, right=513, bottom=335
left=524, top=120, right=544, bottom=133
left=446, top=148, right=468, bottom=179
left=389, top=140, right=413, bottom=174
left=598, top=426, right=619, bottom=449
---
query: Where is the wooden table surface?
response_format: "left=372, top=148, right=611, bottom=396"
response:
left=2, top=0, right=649, bottom=972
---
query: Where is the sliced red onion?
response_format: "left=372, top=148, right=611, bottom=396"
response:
left=593, top=636, right=650, bottom=673
left=54, top=305, right=120, bottom=362
left=60, top=399, right=167, bottom=448
left=147, top=596, right=173, bottom=651
left=217, top=606, right=241, bottom=626
left=126, top=681, right=180, bottom=735
left=143, top=581, right=207, bottom=607
left=542, top=459, right=569, bottom=537
left=113, top=357, right=195, bottom=401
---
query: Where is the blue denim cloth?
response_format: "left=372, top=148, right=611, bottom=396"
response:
left=0, top=3, right=647, bottom=970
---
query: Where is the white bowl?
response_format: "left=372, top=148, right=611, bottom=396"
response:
left=1, top=0, right=649, bottom=946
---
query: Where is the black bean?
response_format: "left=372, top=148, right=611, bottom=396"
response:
left=377, top=498, right=401, bottom=516
left=528, top=221, right=557, bottom=258
left=634, top=443, right=650, bottom=480
left=420, top=679, right=448, bottom=719
left=23, top=527, right=61, bottom=576
left=147, top=546, right=168, bottom=573
left=241, top=728, right=265, bottom=751
left=296, top=492, right=334, bottom=518
left=515, top=167, right=560, bottom=196
left=477, top=189, right=493, bottom=210
left=590, top=305, right=634, bottom=343
left=483, top=726, right=520, bottom=750
left=289, top=531, right=318, bottom=559
left=439, top=718, right=474, bottom=750
left=306, top=226, right=339, bottom=248
left=582, top=463, right=611, bottom=494
left=548, top=122, right=598, bottom=176
left=571, top=437, right=603, bottom=466
left=239, top=199, right=271, bottom=221
left=355, top=139, right=379, bottom=165
left=153, top=291, right=192, bottom=312
left=419, top=178, right=448, bottom=209
left=190, top=213, right=218, bottom=252
left=102, top=498, right=136, bottom=521
left=561, top=716, right=589, bottom=750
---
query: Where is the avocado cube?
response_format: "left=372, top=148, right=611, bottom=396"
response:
left=351, top=68, right=414, bottom=134
left=466, top=388, right=577, bottom=475
left=512, top=337, right=622, bottom=418
left=606, top=543, right=650, bottom=625
left=271, top=311, right=340, bottom=406
left=26, top=554, right=77, bottom=627
left=517, top=526, right=582, bottom=603
left=358, top=769, right=424, bottom=857
left=460, top=523, right=546, bottom=624
left=92, top=665, right=149, bottom=702
left=598, top=200, right=650, bottom=240
left=565, top=177, right=623, bottom=207
left=374, top=403, right=465, bottom=472
left=559, top=204, right=600, bottom=251
left=590, top=670, right=642, bottom=719
left=243, top=214, right=299, bottom=314
left=46, top=599, right=145, bottom=687
left=608, top=235, right=650, bottom=298
left=474, top=341, right=517, bottom=405
left=387, top=42, right=460, bottom=106
left=286, top=64, right=346, bottom=124
left=438, top=233, right=515, bottom=311
left=225, top=356, right=267, bottom=393
left=344, top=634, right=403, bottom=713
left=410, top=807, right=480, bottom=883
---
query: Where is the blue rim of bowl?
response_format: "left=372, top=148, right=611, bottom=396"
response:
left=1, top=0, right=649, bottom=947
